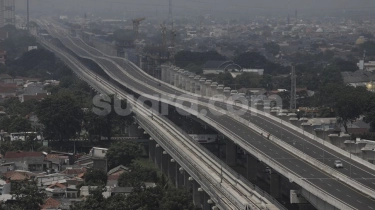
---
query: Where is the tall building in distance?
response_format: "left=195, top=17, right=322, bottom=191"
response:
left=0, top=0, right=15, bottom=27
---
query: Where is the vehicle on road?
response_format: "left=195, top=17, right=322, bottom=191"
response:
left=334, top=160, right=343, bottom=168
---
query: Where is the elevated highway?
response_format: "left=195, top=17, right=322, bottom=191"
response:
left=38, top=37, right=281, bottom=210
left=40, top=20, right=375, bottom=209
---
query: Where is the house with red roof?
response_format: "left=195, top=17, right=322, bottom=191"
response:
left=40, top=197, right=61, bottom=210
left=3, top=151, right=47, bottom=172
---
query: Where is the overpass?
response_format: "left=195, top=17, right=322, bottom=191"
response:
left=40, top=19, right=375, bottom=209
left=37, top=33, right=282, bottom=210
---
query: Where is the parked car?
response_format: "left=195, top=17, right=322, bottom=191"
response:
left=334, top=160, right=343, bottom=168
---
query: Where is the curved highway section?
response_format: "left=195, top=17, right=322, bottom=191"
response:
left=41, top=20, right=375, bottom=210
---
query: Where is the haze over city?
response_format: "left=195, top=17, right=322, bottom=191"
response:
left=1, top=0, right=375, bottom=209
left=14, top=0, right=375, bottom=17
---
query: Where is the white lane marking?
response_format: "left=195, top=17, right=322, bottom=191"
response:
left=327, top=183, right=331, bottom=187
left=346, top=194, right=351, bottom=198
left=357, top=200, right=362, bottom=204
left=336, top=189, right=341, bottom=192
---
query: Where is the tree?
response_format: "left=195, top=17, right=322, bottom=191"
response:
left=8, top=116, right=32, bottom=133
left=84, top=169, right=108, bottom=186
left=5, top=180, right=46, bottom=210
left=123, top=185, right=164, bottom=210
left=233, top=52, right=289, bottom=75
left=174, top=50, right=226, bottom=68
left=70, top=186, right=107, bottom=210
left=160, top=188, right=195, bottom=210
left=118, top=163, right=158, bottom=187
left=91, top=95, right=134, bottom=141
left=184, top=63, right=203, bottom=75
left=105, top=194, right=128, bottom=210
left=263, top=42, right=280, bottom=55
left=234, top=72, right=262, bottom=89
left=334, top=86, right=367, bottom=133
left=359, top=41, right=375, bottom=56
left=36, top=93, right=83, bottom=141
left=106, top=141, right=141, bottom=168
left=363, top=94, right=375, bottom=131
left=319, top=65, right=343, bottom=86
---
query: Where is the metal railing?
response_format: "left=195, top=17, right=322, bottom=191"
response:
left=41, top=30, right=358, bottom=209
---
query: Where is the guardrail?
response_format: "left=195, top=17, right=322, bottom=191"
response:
left=37, top=37, right=274, bottom=209
left=43, top=33, right=358, bottom=209
left=77, top=31, right=375, bottom=176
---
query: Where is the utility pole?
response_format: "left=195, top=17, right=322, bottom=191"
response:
left=168, top=0, right=173, bottom=28
left=27, top=0, right=30, bottom=30
left=160, top=23, right=167, bottom=50
left=170, top=21, right=177, bottom=63
left=290, top=66, right=297, bottom=110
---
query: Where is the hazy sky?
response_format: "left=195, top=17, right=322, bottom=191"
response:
left=15, top=0, right=375, bottom=17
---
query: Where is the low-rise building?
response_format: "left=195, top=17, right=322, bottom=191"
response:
left=3, top=151, right=47, bottom=171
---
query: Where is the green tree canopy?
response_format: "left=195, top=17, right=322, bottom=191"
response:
left=36, top=93, right=83, bottom=141
left=106, top=141, right=142, bottom=168
left=5, top=180, right=46, bottom=210
left=118, top=163, right=158, bottom=187
left=174, top=50, right=226, bottom=68
left=85, top=169, right=108, bottom=186
left=233, top=52, right=289, bottom=75
left=160, top=188, right=195, bottom=210
left=8, top=116, right=32, bottom=133
left=263, top=42, right=280, bottom=55
left=70, top=186, right=107, bottom=210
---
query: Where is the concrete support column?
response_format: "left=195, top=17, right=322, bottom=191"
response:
left=254, top=102, right=264, bottom=111
left=168, top=158, right=176, bottom=184
left=198, top=78, right=205, bottom=96
left=177, top=70, right=184, bottom=88
left=170, top=68, right=177, bottom=85
left=246, top=153, right=258, bottom=182
left=226, top=140, right=236, bottom=166
left=179, top=72, right=185, bottom=89
left=193, top=181, right=202, bottom=207
left=161, top=151, right=169, bottom=175
left=202, top=192, right=212, bottom=210
left=188, top=75, right=195, bottom=93
left=184, top=74, right=189, bottom=91
left=161, top=65, right=166, bottom=82
left=149, top=139, right=156, bottom=163
left=194, top=76, right=201, bottom=94
left=184, top=171, right=193, bottom=190
left=210, top=82, right=218, bottom=97
left=175, top=165, right=184, bottom=188
left=223, top=87, right=231, bottom=99
left=270, top=173, right=281, bottom=199
left=183, top=72, right=190, bottom=90
left=216, top=85, right=224, bottom=97
left=301, top=123, right=314, bottom=134
left=290, top=118, right=301, bottom=127
left=155, top=144, right=162, bottom=169
left=205, top=80, right=212, bottom=97
left=315, top=129, right=335, bottom=141
left=174, top=71, right=180, bottom=87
